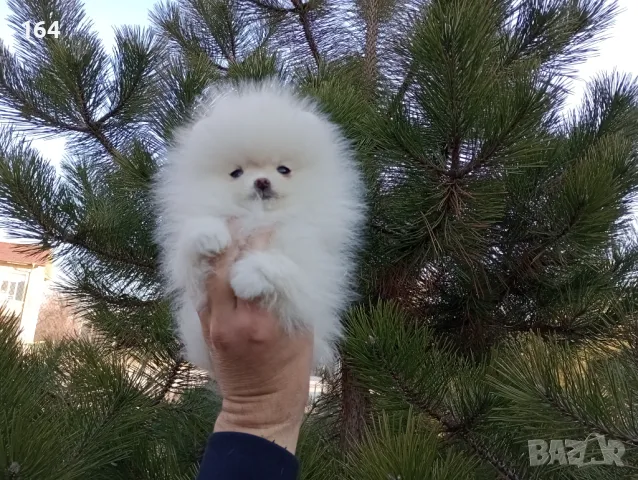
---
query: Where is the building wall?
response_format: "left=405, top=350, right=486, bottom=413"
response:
left=0, top=263, right=49, bottom=343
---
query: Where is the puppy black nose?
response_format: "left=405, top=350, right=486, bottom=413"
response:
left=254, top=178, right=271, bottom=191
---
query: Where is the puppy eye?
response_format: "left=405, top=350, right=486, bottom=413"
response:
left=230, top=168, right=243, bottom=178
left=277, top=166, right=291, bottom=175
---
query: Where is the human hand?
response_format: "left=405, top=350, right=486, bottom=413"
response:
left=198, top=225, right=313, bottom=454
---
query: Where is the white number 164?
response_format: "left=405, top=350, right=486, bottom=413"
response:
left=22, top=21, right=60, bottom=39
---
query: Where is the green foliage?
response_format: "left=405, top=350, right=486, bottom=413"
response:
left=0, top=310, right=218, bottom=479
left=1, top=0, right=638, bottom=478
left=343, top=410, right=480, bottom=480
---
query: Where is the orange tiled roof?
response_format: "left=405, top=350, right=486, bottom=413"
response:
left=0, top=242, right=50, bottom=267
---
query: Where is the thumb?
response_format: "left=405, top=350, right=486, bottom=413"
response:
left=208, top=242, right=241, bottom=308
left=198, top=241, right=240, bottom=331
left=205, top=217, right=242, bottom=308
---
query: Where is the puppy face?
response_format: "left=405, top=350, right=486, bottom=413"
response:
left=175, top=84, right=346, bottom=215
left=223, top=157, right=297, bottom=205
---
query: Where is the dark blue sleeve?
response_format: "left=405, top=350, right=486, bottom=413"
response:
left=196, top=432, right=299, bottom=480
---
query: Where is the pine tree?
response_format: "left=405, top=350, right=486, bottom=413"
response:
left=1, top=0, right=638, bottom=478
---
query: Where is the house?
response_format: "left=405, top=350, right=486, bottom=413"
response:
left=0, top=242, right=52, bottom=343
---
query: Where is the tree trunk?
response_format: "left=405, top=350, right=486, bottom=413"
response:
left=339, top=356, right=369, bottom=449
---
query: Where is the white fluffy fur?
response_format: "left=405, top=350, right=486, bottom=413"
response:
left=153, top=80, right=366, bottom=373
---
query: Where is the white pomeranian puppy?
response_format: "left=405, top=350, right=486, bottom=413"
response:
left=153, top=80, right=366, bottom=373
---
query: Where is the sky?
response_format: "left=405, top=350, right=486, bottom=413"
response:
left=0, top=0, right=636, bottom=242
left=0, top=0, right=155, bottom=173
left=0, top=0, right=155, bottom=241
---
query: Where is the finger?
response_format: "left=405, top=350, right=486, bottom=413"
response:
left=198, top=248, right=234, bottom=325
left=202, top=218, right=243, bottom=308
left=208, top=242, right=240, bottom=308
left=233, top=228, right=274, bottom=311
left=199, top=244, right=240, bottom=348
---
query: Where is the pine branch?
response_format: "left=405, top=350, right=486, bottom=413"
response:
left=226, top=15, right=238, bottom=62
left=67, top=401, right=125, bottom=466
left=154, top=357, right=190, bottom=402
left=504, top=0, right=619, bottom=69
left=0, top=51, right=99, bottom=135
left=370, top=220, right=394, bottom=237
left=389, top=368, right=523, bottom=480
left=347, top=302, right=525, bottom=478
left=539, top=386, right=638, bottom=448
left=83, top=121, right=124, bottom=161
left=96, top=105, right=126, bottom=125
left=68, top=70, right=128, bottom=162
left=71, top=275, right=160, bottom=310
left=339, top=360, right=369, bottom=449
left=449, top=136, right=461, bottom=171
left=390, top=128, right=448, bottom=176
left=460, top=432, right=523, bottom=480
left=0, top=144, right=155, bottom=274
left=0, top=22, right=159, bottom=167
left=60, top=232, right=157, bottom=273
left=291, top=0, right=321, bottom=67
left=453, top=113, right=532, bottom=179
left=0, top=144, right=157, bottom=273
left=359, top=0, right=382, bottom=91
left=247, top=0, right=297, bottom=14
left=150, top=2, right=230, bottom=73
left=387, top=67, right=414, bottom=115
left=97, top=28, right=159, bottom=126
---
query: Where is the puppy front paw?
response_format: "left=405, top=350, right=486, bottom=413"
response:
left=230, top=255, right=276, bottom=300
left=182, top=220, right=232, bottom=260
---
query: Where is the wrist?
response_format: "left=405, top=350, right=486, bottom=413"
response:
left=214, top=406, right=303, bottom=454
